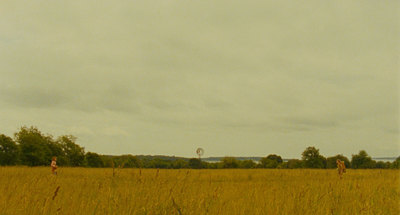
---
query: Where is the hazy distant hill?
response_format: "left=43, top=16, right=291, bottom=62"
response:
left=104, top=155, right=190, bottom=161
left=135, top=155, right=189, bottom=161
left=202, top=157, right=265, bottom=162
left=104, top=155, right=397, bottom=162
left=373, top=157, right=398, bottom=162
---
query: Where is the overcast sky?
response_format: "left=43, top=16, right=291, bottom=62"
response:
left=0, top=1, right=399, bottom=158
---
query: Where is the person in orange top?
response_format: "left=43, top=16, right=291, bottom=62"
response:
left=51, top=157, right=58, bottom=175
left=336, top=159, right=346, bottom=179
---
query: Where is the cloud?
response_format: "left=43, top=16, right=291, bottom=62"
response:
left=103, top=126, right=129, bottom=137
left=282, top=117, right=338, bottom=129
left=0, top=0, right=398, bottom=157
left=0, top=83, right=141, bottom=113
left=1, top=87, right=69, bottom=108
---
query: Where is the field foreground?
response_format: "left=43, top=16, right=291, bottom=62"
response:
left=0, top=167, right=399, bottom=215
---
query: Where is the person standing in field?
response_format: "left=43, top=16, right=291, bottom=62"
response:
left=51, top=157, right=58, bottom=175
left=336, top=159, right=346, bottom=179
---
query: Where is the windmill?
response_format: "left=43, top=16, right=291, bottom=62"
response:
left=196, top=148, right=204, bottom=160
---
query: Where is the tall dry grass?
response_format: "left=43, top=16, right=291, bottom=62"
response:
left=0, top=167, right=398, bottom=214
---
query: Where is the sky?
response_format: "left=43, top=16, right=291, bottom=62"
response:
left=0, top=1, right=399, bottom=159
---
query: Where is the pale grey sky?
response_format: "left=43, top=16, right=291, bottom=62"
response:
left=0, top=1, right=399, bottom=158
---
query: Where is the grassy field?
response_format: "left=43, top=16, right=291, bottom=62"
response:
left=0, top=167, right=398, bottom=215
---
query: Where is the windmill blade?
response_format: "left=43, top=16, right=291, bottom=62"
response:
left=196, top=148, right=204, bottom=156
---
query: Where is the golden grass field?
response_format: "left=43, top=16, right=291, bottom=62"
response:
left=0, top=167, right=399, bottom=215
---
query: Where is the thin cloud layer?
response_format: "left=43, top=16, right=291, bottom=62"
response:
left=0, top=0, right=398, bottom=158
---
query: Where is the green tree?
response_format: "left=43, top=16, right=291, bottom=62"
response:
left=287, top=159, right=303, bottom=168
left=221, top=157, right=239, bottom=168
left=266, top=154, right=283, bottom=163
left=14, top=126, right=54, bottom=166
left=326, top=154, right=350, bottom=169
left=85, top=152, right=104, bottom=167
left=391, top=156, right=400, bottom=169
left=351, top=150, right=375, bottom=169
left=121, top=155, right=141, bottom=168
left=149, top=158, right=172, bottom=168
left=375, top=161, right=390, bottom=169
left=58, top=135, right=85, bottom=166
left=172, top=159, right=189, bottom=169
left=0, top=134, right=19, bottom=165
left=205, top=162, right=219, bottom=169
left=46, top=137, right=68, bottom=165
left=259, top=157, right=279, bottom=168
left=301, top=146, right=326, bottom=168
left=100, top=156, right=114, bottom=168
left=188, top=158, right=202, bottom=169
left=239, top=160, right=256, bottom=168
left=277, top=162, right=288, bottom=169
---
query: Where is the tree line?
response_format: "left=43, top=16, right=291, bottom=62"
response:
left=0, top=126, right=399, bottom=169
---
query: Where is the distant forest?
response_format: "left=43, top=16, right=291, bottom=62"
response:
left=1, top=126, right=399, bottom=169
